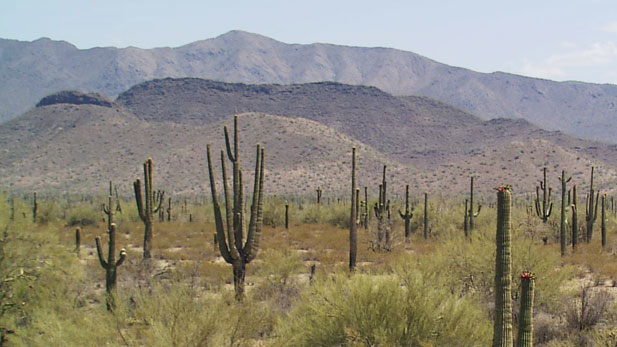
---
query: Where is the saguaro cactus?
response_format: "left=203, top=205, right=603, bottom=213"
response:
left=363, top=186, right=369, bottom=229
left=535, top=167, right=552, bottom=223
left=373, top=165, right=391, bottom=251
left=423, top=192, right=429, bottom=239
left=206, top=115, right=265, bottom=300
left=398, top=185, right=414, bottom=242
left=517, top=271, right=535, bottom=347
left=95, top=223, right=127, bottom=310
left=602, top=194, right=607, bottom=248
left=32, top=192, right=38, bottom=223
left=316, top=187, right=322, bottom=204
left=559, top=170, right=572, bottom=256
left=133, top=159, right=164, bottom=259
left=167, top=197, right=172, bottom=222
left=466, top=176, right=482, bottom=237
left=285, top=204, right=289, bottom=230
left=494, top=185, right=513, bottom=347
left=571, top=185, right=579, bottom=250
left=585, top=166, right=599, bottom=243
left=75, top=227, right=81, bottom=256
left=350, top=147, right=357, bottom=272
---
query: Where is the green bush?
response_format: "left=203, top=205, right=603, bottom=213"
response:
left=66, top=203, right=100, bottom=226
left=275, top=272, right=491, bottom=346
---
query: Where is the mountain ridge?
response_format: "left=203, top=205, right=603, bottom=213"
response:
left=2, top=31, right=617, bottom=142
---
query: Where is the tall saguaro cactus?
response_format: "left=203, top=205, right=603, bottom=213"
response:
left=349, top=147, right=357, bottom=272
left=571, top=185, right=579, bottom=250
left=398, top=185, right=414, bottom=242
left=559, top=170, right=572, bottom=256
left=602, top=194, right=607, bottom=248
left=535, top=167, right=552, bottom=223
left=95, top=223, right=127, bottom=310
left=585, top=166, right=599, bottom=243
left=466, top=176, right=482, bottom=237
left=206, top=115, right=265, bottom=300
left=133, top=158, right=165, bottom=259
left=494, top=185, right=513, bottom=347
left=517, top=271, right=535, bottom=347
left=32, top=192, right=38, bottom=223
left=423, top=192, right=429, bottom=239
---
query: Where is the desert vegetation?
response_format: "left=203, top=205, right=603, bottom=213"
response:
left=2, top=118, right=617, bottom=347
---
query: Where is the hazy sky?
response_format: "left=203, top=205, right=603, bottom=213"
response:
left=2, top=0, right=617, bottom=84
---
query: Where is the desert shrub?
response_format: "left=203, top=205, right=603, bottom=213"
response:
left=275, top=272, right=491, bottom=346
left=299, top=204, right=326, bottom=224
left=66, top=203, right=99, bottom=226
left=325, top=202, right=350, bottom=229
left=130, top=281, right=275, bottom=347
left=262, top=197, right=286, bottom=227
left=35, top=200, right=62, bottom=224
left=565, top=285, right=612, bottom=331
left=252, top=249, right=304, bottom=314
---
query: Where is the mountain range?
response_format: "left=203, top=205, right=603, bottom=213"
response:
left=1, top=79, right=615, bottom=197
left=1, top=30, right=617, bottom=143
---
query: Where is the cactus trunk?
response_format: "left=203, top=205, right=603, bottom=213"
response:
left=516, top=272, right=535, bottom=347
left=586, top=166, right=598, bottom=243
left=602, top=194, right=607, bottom=248
left=559, top=170, right=572, bottom=256
left=423, top=192, right=428, bottom=239
left=494, top=186, right=513, bottom=347
left=134, top=159, right=164, bottom=259
left=398, top=185, right=414, bottom=242
left=350, top=147, right=357, bottom=272
left=572, top=185, right=578, bottom=250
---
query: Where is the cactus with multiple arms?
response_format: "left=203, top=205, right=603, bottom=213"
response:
left=398, top=184, right=414, bottom=242
left=349, top=147, right=357, bottom=271
left=373, top=165, right=391, bottom=251
left=133, top=158, right=164, bottom=259
left=517, top=271, right=535, bottom=347
left=494, top=185, right=513, bottom=347
left=559, top=170, right=572, bottom=256
left=535, top=167, right=552, bottom=223
left=585, top=166, right=599, bottom=243
left=95, top=223, right=127, bottom=310
left=206, top=115, right=265, bottom=300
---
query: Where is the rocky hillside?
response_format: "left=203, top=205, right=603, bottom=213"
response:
left=1, top=80, right=615, bottom=196
left=2, top=31, right=617, bottom=143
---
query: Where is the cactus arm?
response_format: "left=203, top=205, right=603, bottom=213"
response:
left=246, top=145, right=261, bottom=255
left=133, top=179, right=146, bottom=222
left=593, top=191, right=599, bottom=222
left=206, top=145, right=234, bottom=264
left=546, top=201, right=553, bottom=218
left=534, top=186, right=541, bottom=217
left=116, top=248, right=127, bottom=267
left=153, top=190, right=164, bottom=213
left=95, top=236, right=108, bottom=269
left=220, top=150, right=240, bottom=260
left=473, top=204, right=482, bottom=217
left=235, top=169, right=245, bottom=251
left=245, top=147, right=264, bottom=263
left=144, top=160, right=152, bottom=223
left=398, top=210, right=406, bottom=219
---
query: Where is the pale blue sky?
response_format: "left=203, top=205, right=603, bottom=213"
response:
left=2, top=0, right=617, bottom=84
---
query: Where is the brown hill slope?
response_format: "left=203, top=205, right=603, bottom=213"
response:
left=0, top=98, right=615, bottom=197
left=0, top=108, right=411, bottom=195
left=116, top=78, right=617, bottom=175
left=2, top=31, right=617, bottom=143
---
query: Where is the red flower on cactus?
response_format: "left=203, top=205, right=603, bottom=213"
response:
left=495, top=185, right=512, bottom=192
left=520, top=271, right=535, bottom=280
